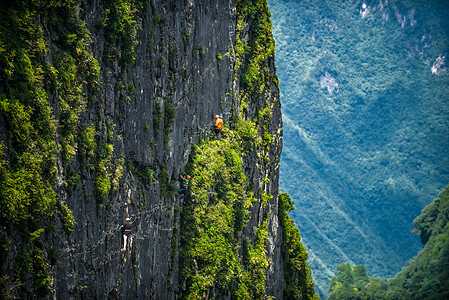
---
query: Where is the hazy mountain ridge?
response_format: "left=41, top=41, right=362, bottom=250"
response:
left=268, top=0, right=449, bottom=297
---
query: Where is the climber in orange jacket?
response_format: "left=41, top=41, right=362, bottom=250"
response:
left=214, top=115, right=223, bottom=137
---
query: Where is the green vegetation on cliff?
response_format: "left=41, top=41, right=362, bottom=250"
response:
left=179, top=129, right=316, bottom=299
left=0, top=0, right=139, bottom=296
left=279, top=193, right=318, bottom=300
left=0, top=1, right=94, bottom=296
left=328, top=185, right=449, bottom=300
left=179, top=128, right=268, bottom=298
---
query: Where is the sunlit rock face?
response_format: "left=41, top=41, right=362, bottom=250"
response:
left=320, top=72, right=338, bottom=94
left=431, top=55, right=447, bottom=75
left=269, top=0, right=449, bottom=297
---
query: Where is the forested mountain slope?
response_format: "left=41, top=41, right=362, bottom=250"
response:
left=268, top=0, right=449, bottom=297
left=0, top=0, right=316, bottom=299
left=328, top=184, right=449, bottom=299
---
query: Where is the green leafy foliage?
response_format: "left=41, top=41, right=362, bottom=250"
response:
left=152, top=98, right=162, bottom=136
left=279, top=193, right=318, bottom=299
left=101, top=0, right=144, bottom=67
left=328, top=185, right=449, bottom=300
left=0, top=0, right=101, bottom=295
left=328, top=263, right=387, bottom=300
left=126, top=160, right=155, bottom=188
left=413, top=187, right=449, bottom=245
left=236, top=0, right=276, bottom=100
left=234, top=0, right=279, bottom=168
left=163, top=100, right=175, bottom=146
left=0, top=0, right=59, bottom=225
left=95, top=142, right=113, bottom=202
left=235, top=117, right=260, bottom=155
left=78, top=124, right=96, bottom=170
left=179, top=127, right=317, bottom=299
left=158, top=163, right=177, bottom=198
left=179, top=128, right=270, bottom=299
left=386, top=186, right=449, bottom=299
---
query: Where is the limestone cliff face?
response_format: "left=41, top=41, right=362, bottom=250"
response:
left=0, top=0, right=285, bottom=299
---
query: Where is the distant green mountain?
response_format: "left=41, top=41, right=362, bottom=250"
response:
left=328, top=184, right=449, bottom=299
left=268, top=0, right=449, bottom=297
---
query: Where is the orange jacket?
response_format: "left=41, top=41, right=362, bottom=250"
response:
left=215, top=118, right=223, bottom=129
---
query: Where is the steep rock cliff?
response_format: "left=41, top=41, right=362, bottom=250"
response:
left=0, top=0, right=314, bottom=299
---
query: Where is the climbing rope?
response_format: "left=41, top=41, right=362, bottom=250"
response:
left=56, top=201, right=179, bottom=282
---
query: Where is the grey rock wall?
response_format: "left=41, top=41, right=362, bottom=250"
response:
left=44, top=0, right=284, bottom=299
